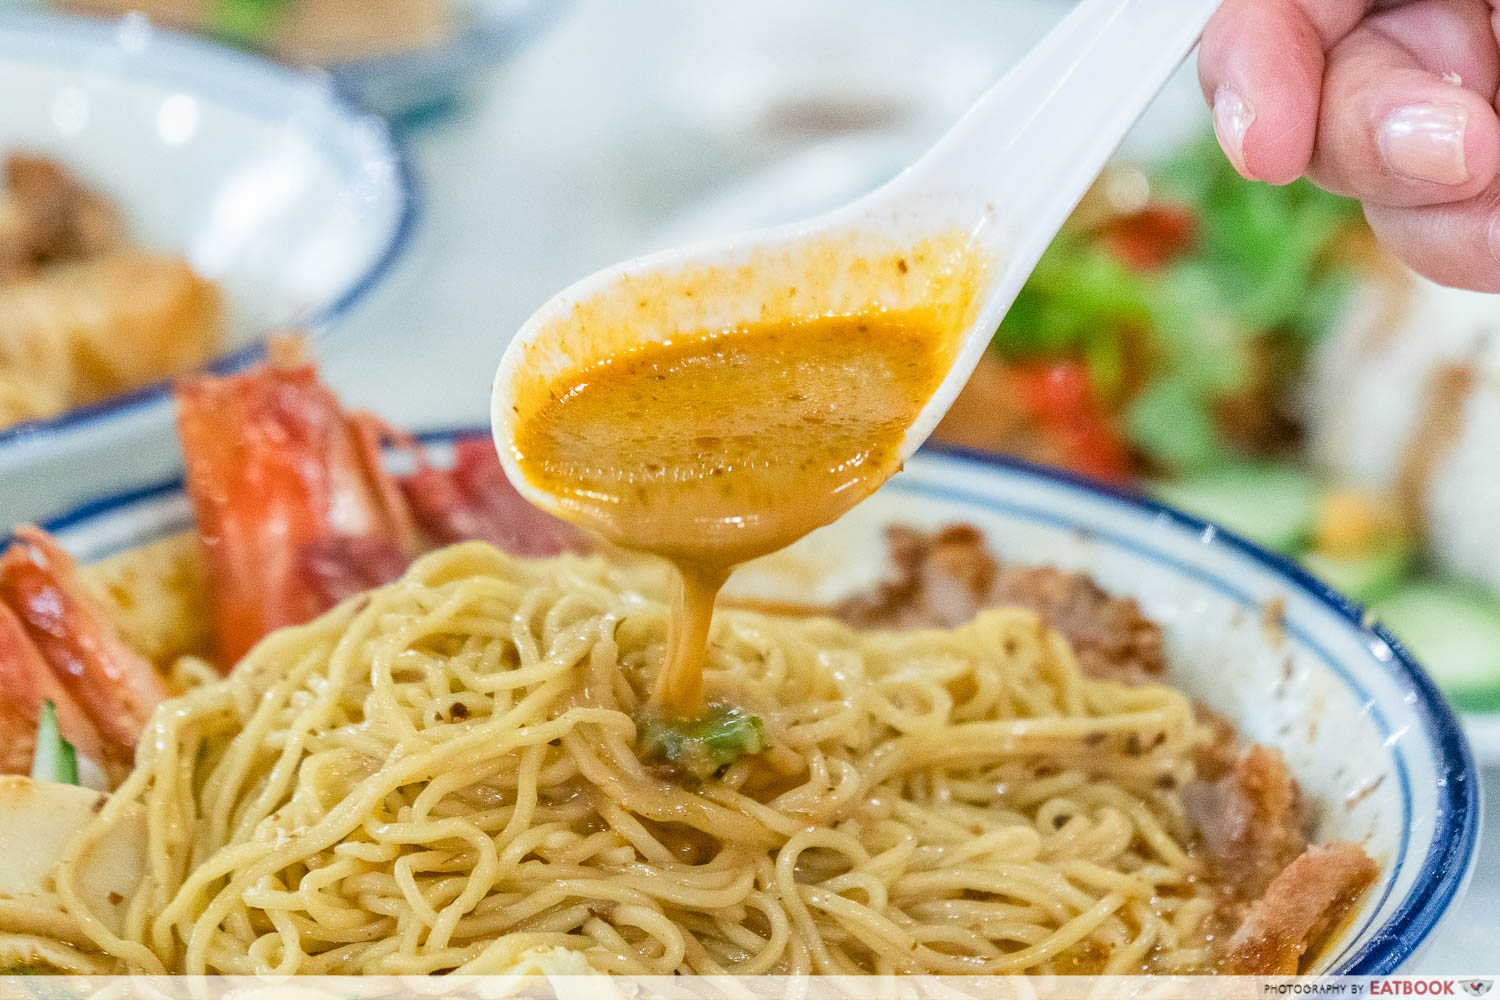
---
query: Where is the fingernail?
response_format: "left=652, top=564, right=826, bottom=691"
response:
left=1212, top=86, right=1255, bottom=178
left=1486, top=213, right=1500, bottom=264
left=1379, top=103, right=1469, bottom=185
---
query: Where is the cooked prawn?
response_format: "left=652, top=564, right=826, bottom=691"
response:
left=399, top=435, right=586, bottom=557
left=174, top=336, right=419, bottom=664
left=0, top=527, right=166, bottom=763
left=0, top=600, right=108, bottom=776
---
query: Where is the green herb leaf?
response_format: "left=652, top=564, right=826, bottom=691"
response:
left=31, top=700, right=79, bottom=786
left=637, top=705, right=768, bottom=782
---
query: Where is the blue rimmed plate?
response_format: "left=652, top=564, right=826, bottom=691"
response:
left=25, top=430, right=1478, bottom=974
left=0, top=13, right=417, bottom=494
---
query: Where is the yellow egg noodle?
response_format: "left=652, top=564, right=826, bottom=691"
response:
left=25, top=543, right=1215, bottom=975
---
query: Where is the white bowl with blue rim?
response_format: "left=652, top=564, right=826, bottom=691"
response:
left=0, top=13, right=416, bottom=506
left=27, top=429, right=1478, bottom=974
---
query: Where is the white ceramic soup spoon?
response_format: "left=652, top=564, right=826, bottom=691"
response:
left=493, top=0, right=1223, bottom=496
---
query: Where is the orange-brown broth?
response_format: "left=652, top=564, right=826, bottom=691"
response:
left=512, top=312, right=959, bottom=713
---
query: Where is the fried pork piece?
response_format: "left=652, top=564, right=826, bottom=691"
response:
left=0, top=154, right=122, bottom=284
left=835, top=523, right=1165, bottom=682
left=1224, top=842, right=1379, bottom=973
left=1186, top=741, right=1378, bottom=973
left=1184, top=744, right=1309, bottom=900
left=0, top=250, right=222, bottom=427
left=836, top=522, right=1377, bottom=972
left=1191, top=699, right=1243, bottom=780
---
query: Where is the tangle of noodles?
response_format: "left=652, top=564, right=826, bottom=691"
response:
left=51, top=542, right=1220, bottom=975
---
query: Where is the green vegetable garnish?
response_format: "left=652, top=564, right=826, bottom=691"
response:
left=209, top=0, right=296, bottom=46
left=1154, top=135, right=1361, bottom=344
left=30, top=700, right=78, bottom=786
left=1372, top=581, right=1500, bottom=713
left=638, top=705, right=769, bottom=782
left=993, top=131, right=1363, bottom=475
left=994, top=236, right=1152, bottom=406
left=1301, top=545, right=1412, bottom=606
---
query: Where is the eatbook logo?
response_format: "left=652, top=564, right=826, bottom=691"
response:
left=1461, top=982, right=1494, bottom=997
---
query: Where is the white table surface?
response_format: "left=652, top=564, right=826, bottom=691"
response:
left=0, top=0, right=1491, bottom=972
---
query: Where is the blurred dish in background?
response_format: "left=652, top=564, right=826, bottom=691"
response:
left=934, top=136, right=1364, bottom=486
left=58, top=0, right=448, bottom=62
left=1306, top=261, right=1500, bottom=757
left=47, top=0, right=566, bottom=119
left=0, top=153, right=221, bottom=429
left=0, top=13, right=413, bottom=499
left=930, top=133, right=1500, bottom=742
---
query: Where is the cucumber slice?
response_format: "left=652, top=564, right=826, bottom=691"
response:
left=30, top=701, right=79, bottom=786
left=1301, top=546, right=1412, bottom=605
left=1372, top=580, right=1500, bottom=713
left=1152, top=463, right=1319, bottom=553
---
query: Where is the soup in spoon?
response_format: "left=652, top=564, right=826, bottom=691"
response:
left=505, top=232, right=987, bottom=719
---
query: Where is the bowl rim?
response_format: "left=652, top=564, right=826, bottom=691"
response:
left=12, top=428, right=1480, bottom=976
left=0, top=11, right=420, bottom=454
